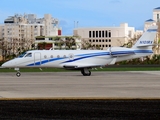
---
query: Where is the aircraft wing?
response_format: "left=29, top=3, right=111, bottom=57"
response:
left=62, top=57, right=118, bottom=69
left=63, top=63, right=103, bottom=69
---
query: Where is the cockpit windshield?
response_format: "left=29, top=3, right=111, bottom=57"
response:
left=18, top=52, right=27, bottom=58
left=25, top=53, right=32, bottom=57
left=18, top=52, right=32, bottom=58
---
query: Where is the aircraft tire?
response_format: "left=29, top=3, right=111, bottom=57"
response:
left=81, top=69, right=91, bottom=76
left=16, top=72, right=21, bottom=77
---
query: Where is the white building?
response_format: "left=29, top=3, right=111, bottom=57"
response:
left=144, top=7, right=160, bottom=31
left=144, top=7, right=160, bottom=54
left=0, top=14, right=61, bottom=57
left=73, top=23, right=135, bottom=50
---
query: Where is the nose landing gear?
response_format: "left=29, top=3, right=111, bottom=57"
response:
left=14, top=68, right=21, bottom=77
left=16, top=71, right=21, bottom=77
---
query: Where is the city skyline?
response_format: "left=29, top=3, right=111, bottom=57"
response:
left=0, top=0, right=159, bottom=35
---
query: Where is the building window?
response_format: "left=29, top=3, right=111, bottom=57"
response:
left=93, top=40, right=95, bottom=42
left=109, top=30, right=111, bottom=37
left=89, top=39, right=91, bottom=42
left=99, top=39, right=101, bottom=42
left=109, top=45, right=111, bottom=47
left=102, top=39, right=104, bottom=42
left=106, top=45, right=108, bottom=47
left=102, top=31, right=104, bottom=37
left=96, top=31, right=98, bottom=37
left=109, top=39, right=111, bottom=42
left=106, top=39, right=108, bottom=42
left=49, top=38, right=52, bottom=40
left=96, top=40, right=98, bottom=42
left=105, top=30, right=108, bottom=37
left=89, top=31, right=92, bottom=38
left=99, top=31, right=101, bottom=37
left=93, top=31, right=95, bottom=38
left=157, top=14, right=160, bottom=22
left=102, top=45, right=104, bottom=47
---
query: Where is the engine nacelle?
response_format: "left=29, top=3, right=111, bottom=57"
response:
left=109, top=47, right=135, bottom=56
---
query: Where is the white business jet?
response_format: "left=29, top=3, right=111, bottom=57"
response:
left=1, top=26, right=158, bottom=77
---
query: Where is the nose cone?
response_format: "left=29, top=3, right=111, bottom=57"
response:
left=1, top=61, right=13, bottom=68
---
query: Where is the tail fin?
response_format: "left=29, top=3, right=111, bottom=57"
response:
left=132, top=26, right=158, bottom=49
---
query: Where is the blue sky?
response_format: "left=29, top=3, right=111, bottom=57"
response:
left=0, top=0, right=159, bottom=35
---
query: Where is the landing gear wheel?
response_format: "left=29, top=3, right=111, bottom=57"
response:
left=16, top=72, right=21, bottom=77
left=81, top=68, right=91, bottom=76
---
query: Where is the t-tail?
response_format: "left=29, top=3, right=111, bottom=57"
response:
left=132, top=26, right=158, bottom=50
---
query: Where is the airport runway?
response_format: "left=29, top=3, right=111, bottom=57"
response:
left=0, top=71, right=160, bottom=98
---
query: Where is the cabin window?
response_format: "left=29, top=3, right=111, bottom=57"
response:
left=63, top=55, right=67, bottom=58
left=69, top=54, right=73, bottom=58
left=57, top=55, right=60, bottom=58
left=25, top=53, right=32, bottom=57
left=44, top=55, right=47, bottom=58
left=50, top=55, right=53, bottom=58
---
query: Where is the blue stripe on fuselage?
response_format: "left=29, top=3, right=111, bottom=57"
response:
left=27, top=58, right=64, bottom=66
left=62, top=52, right=110, bottom=63
left=26, top=50, right=153, bottom=66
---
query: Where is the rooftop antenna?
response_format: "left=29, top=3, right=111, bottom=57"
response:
left=77, top=21, right=79, bottom=28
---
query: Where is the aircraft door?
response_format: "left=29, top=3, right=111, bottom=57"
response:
left=34, top=52, right=41, bottom=66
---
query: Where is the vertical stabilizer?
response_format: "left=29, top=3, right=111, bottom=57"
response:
left=132, top=26, right=158, bottom=49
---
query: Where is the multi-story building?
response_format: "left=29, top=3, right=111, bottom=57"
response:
left=73, top=23, right=135, bottom=50
left=144, top=7, right=160, bottom=54
left=144, top=7, right=160, bottom=31
left=0, top=14, right=61, bottom=59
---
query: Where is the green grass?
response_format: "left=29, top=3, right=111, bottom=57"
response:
left=0, top=67, right=160, bottom=72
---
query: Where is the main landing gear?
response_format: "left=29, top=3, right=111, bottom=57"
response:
left=81, top=68, right=91, bottom=76
left=14, top=68, right=21, bottom=77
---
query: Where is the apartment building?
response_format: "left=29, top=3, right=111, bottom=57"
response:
left=73, top=23, right=135, bottom=50
left=0, top=13, right=61, bottom=58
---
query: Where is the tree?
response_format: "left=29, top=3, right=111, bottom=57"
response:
left=120, top=34, right=142, bottom=48
left=53, top=36, right=64, bottom=50
left=65, top=37, right=76, bottom=50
